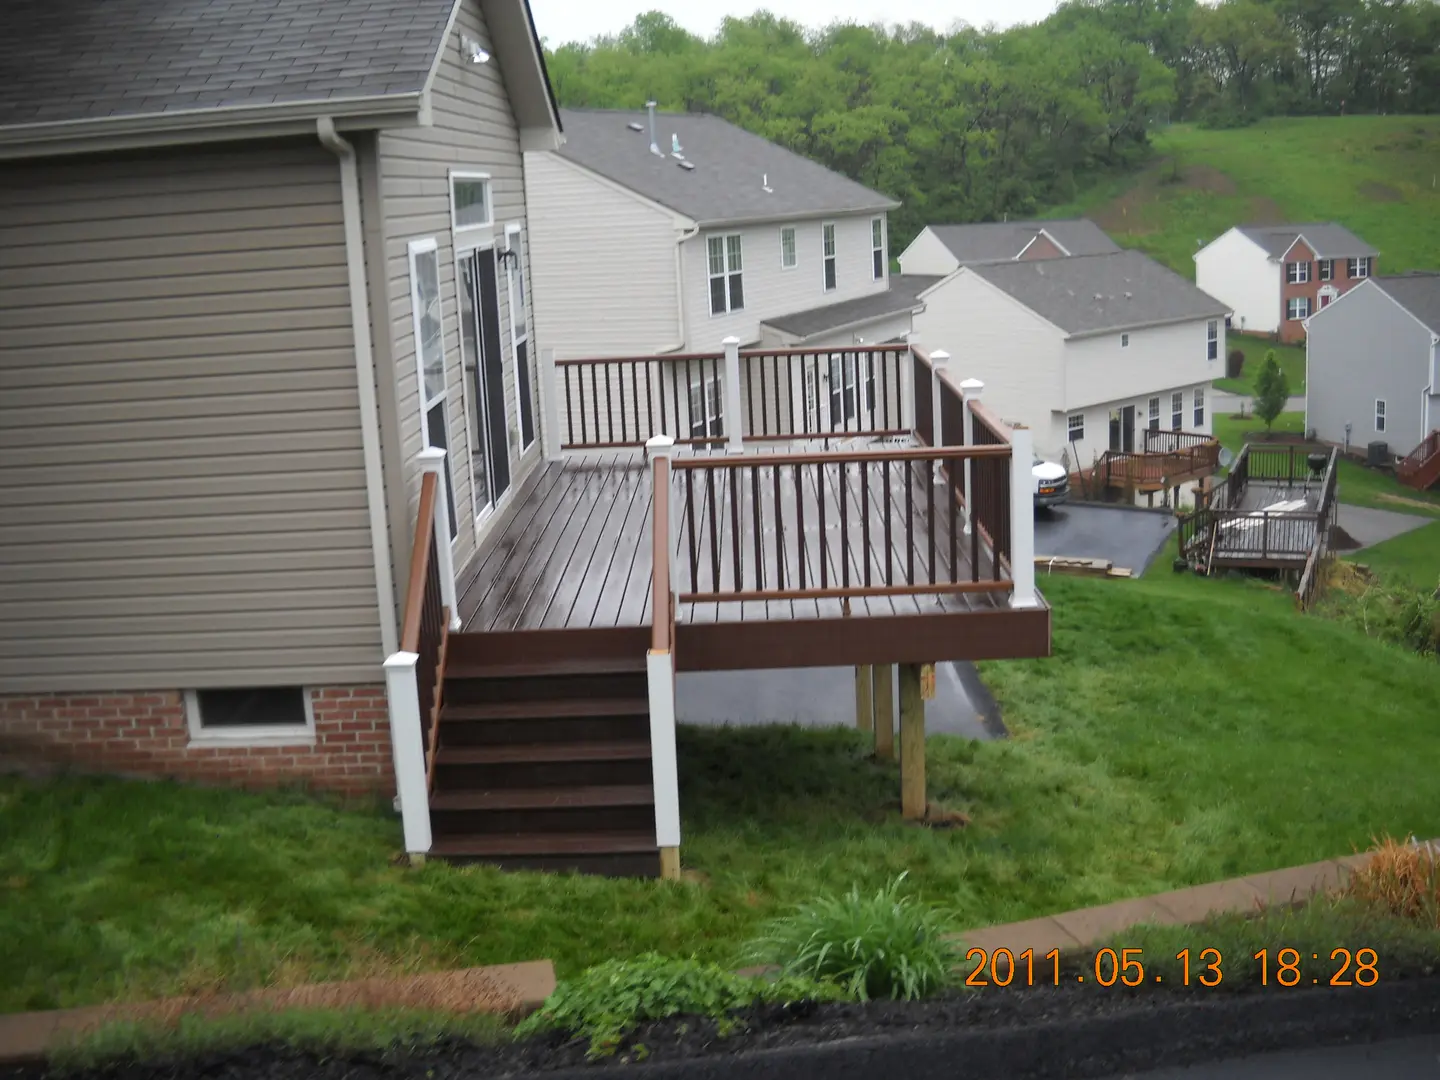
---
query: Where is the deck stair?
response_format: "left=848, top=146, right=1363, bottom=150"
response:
left=426, top=628, right=660, bottom=877
left=1397, top=431, right=1440, bottom=492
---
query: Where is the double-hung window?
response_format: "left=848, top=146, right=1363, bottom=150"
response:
left=1193, top=388, right=1205, bottom=428
left=780, top=226, right=797, bottom=270
left=1347, top=256, right=1373, bottom=279
left=689, top=370, right=724, bottom=440
left=822, top=223, right=837, bottom=292
left=871, top=218, right=885, bottom=280
left=1121, top=333, right=1130, bottom=348
left=1375, top=399, right=1387, bottom=433
left=1171, top=391, right=1184, bottom=431
left=1287, top=296, right=1311, bottom=321
left=1148, top=396, right=1160, bottom=432
left=1286, top=260, right=1310, bottom=284
left=1067, top=414, right=1085, bottom=442
left=1317, top=258, right=1334, bottom=282
left=707, top=234, right=744, bottom=315
left=1206, top=320, right=1219, bottom=361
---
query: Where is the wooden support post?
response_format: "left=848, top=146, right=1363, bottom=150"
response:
left=873, top=664, right=894, bottom=760
left=659, top=847, right=681, bottom=880
left=899, top=663, right=926, bottom=819
left=855, top=665, right=874, bottom=733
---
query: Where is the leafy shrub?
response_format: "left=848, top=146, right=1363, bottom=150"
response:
left=1318, top=568, right=1440, bottom=658
left=1346, top=836, right=1440, bottom=929
left=745, top=873, right=961, bottom=1002
left=514, top=954, right=841, bottom=1058
left=1252, top=350, right=1290, bottom=431
left=1226, top=348, right=1245, bottom=380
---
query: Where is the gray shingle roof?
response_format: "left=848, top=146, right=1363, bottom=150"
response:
left=927, top=219, right=1120, bottom=264
left=762, top=276, right=940, bottom=340
left=1375, top=272, right=1440, bottom=336
left=1236, top=223, right=1378, bottom=259
left=961, top=250, right=1230, bottom=336
left=0, top=0, right=456, bottom=130
left=557, top=109, right=899, bottom=226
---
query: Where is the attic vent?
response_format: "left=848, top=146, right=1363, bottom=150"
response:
left=678, top=160, right=696, bottom=171
left=627, top=121, right=644, bottom=132
left=1124, top=291, right=1133, bottom=299
left=1094, top=293, right=1104, bottom=301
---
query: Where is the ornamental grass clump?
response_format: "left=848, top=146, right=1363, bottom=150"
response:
left=513, top=954, right=841, bottom=1059
left=746, top=873, right=962, bottom=1001
left=1345, top=835, right=1440, bottom=929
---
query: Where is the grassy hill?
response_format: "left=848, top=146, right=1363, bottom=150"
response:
left=1047, top=116, right=1440, bottom=279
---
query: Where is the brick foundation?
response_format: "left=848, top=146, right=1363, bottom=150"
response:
left=0, top=686, right=394, bottom=797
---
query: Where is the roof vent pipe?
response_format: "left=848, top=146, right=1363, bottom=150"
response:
left=646, top=101, right=661, bottom=156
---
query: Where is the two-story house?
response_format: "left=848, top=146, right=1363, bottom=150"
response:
left=524, top=107, right=925, bottom=440
left=910, top=250, right=1230, bottom=469
left=1194, top=223, right=1378, bottom=343
left=896, top=218, right=1119, bottom=276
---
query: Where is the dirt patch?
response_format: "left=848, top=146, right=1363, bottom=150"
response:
left=1182, top=164, right=1236, bottom=195
left=1359, top=180, right=1403, bottom=203
left=1245, top=195, right=1286, bottom=223
left=1378, top=492, right=1440, bottom=512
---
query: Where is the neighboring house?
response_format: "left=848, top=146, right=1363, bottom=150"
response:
left=910, top=250, right=1230, bottom=469
left=1304, top=273, right=1440, bottom=462
left=1194, top=223, right=1378, bottom=344
left=896, top=218, right=1120, bottom=276
left=0, top=0, right=560, bottom=793
left=524, top=107, right=927, bottom=439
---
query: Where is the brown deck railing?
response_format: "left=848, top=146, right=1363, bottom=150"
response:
left=556, top=345, right=910, bottom=450
left=670, top=444, right=1013, bottom=604
left=1100, top=434, right=1220, bottom=490
left=1397, top=430, right=1440, bottom=489
left=400, top=470, right=448, bottom=789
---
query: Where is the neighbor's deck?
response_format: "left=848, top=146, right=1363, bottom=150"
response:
left=455, top=449, right=1050, bottom=671
left=1207, top=479, right=1327, bottom=565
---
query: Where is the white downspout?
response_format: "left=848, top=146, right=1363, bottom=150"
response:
left=661, top=224, right=700, bottom=353
left=318, top=117, right=399, bottom=658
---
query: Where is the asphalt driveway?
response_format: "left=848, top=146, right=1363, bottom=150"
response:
left=1034, top=503, right=1177, bottom=575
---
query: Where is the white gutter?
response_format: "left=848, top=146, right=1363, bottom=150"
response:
left=317, top=117, right=400, bottom=658
left=660, top=223, right=701, bottom=353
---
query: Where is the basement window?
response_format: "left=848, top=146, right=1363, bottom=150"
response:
left=185, top=687, right=315, bottom=746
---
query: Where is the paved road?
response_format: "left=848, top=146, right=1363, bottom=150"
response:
left=676, top=660, right=1003, bottom=741
left=1104, top=1032, right=1440, bottom=1078
left=1034, top=504, right=1176, bottom=575
left=1334, top=503, right=1434, bottom=550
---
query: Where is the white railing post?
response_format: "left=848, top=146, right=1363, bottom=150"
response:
left=901, top=333, right=918, bottom=433
left=929, top=349, right=950, bottom=487
left=960, top=378, right=983, bottom=534
left=647, top=434, right=680, bottom=603
left=1009, top=424, right=1039, bottom=609
left=721, top=336, right=744, bottom=453
left=383, top=652, right=433, bottom=857
left=540, top=346, right=562, bottom=460
left=417, top=448, right=461, bottom=630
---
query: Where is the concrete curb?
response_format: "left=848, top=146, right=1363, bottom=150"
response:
left=0, top=960, right=555, bottom=1065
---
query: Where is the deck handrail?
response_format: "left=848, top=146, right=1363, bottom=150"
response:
left=397, top=470, right=449, bottom=792
left=1397, top=429, right=1440, bottom=482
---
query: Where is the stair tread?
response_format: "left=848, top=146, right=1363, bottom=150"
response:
left=429, top=832, right=658, bottom=857
left=431, top=785, right=655, bottom=810
left=435, top=740, right=652, bottom=765
left=441, top=699, right=649, bottom=722
left=446, top=658, right=646, bottom=680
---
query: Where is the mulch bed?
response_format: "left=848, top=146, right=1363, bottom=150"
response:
left=9, top=970, right=1440, bottom=1080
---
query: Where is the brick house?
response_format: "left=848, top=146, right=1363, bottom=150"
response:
left=1193, top=223, right=1378, bottom=344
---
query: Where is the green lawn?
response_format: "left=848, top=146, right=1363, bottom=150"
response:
left=1211, top=408, right=1305, bottom=455
left=1048, top=116, right=1440, bottom=279
left=1213, top=337, right=1306, bottom=396
left=1344, top=520, right=1440, bottom=588
left=6, top=571, right=1440, bottom=1014
left=1335, top=459, right=1440, bottom=517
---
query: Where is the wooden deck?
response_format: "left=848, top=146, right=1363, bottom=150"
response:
left=456, top=448, right=1049, bottom=671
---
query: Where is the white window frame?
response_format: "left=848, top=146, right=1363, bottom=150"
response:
left=1318, top=258, right=1334, bottom=282
left=1206, top=320, right=1219, bottom=361
left=707, top=233, right=744, bottom=315
left=504, top=223, right=535, bottom=454
left=1193, top=387, right=1205, bottom=428
left=409, top=236, right=458, bottom=544
left=780, top=226, right=797, bottom=270
left=1121, top=333, right=1130, bottom=348
left=1067, top=413, right=1084, bottom=442
left=1171, top=391, right=1184, bottom=431
left=822, top=222, right=837, bottom=292
left=1287, top=296, right=1311, bottom=321
left=448, top=170, right=493, bottom=238
left=185, top=687, right=316, bottom=748
left=1147, top=396, right=1160, bottom=432
left=689, top=369, right=724, bottom=439
left=1375, top=398, right=1386, bottom=433
left=1348, top=256, right=1372, bottom=280
left=871, top=217, right=885, bottom=281
left=1286, top=260, right=1310, bottom=284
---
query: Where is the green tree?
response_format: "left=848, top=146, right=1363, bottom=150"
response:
left=1252, top=349, right=1290, bottom=432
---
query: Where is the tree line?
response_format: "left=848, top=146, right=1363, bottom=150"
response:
left=544, top=0, right=1440, bottom=246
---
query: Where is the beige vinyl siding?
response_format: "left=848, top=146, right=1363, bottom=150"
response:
left=0, top=139, right=381, bottom=692
left=378, top=0, right=540, bottom=573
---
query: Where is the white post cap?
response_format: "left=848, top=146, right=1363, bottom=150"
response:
left=930, top=349, right=951, bottom=365
left=960, top=378, right=984, bottom=397
left=646, top=433, right=677, bottom=457
left=416, top=446, right=445, bottom=469
left=721, top=335, right=741, bottom=346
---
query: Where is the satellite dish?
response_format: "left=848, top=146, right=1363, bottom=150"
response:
left=1218, top=447, right=1236, bottom=470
